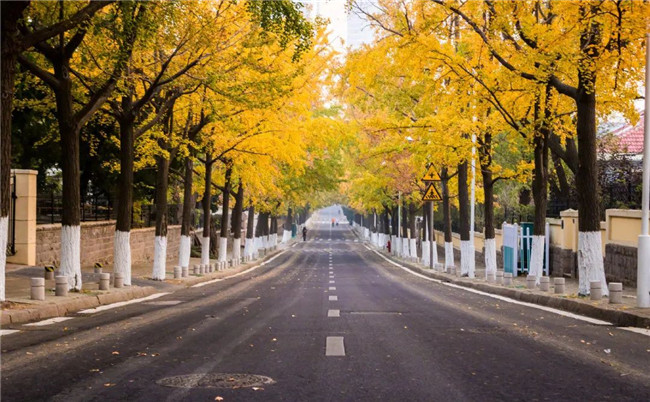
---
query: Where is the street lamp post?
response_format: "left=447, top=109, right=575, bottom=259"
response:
left=638, top=34, right=650, bottom=308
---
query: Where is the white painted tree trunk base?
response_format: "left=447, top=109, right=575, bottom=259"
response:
left=218, top=237, right=228, bottom=262
left=484, top=238, right=497, bottom=280
left=244, top=238, right=254, bottom=258
left=0, top=216, right=7, bottom=301
left=114, top=230, right=132, bottom=286
left=422, top=241, right=430, bottom=267
left=152, top=236, right=167, bottom=280
left=233, top=238, right=241, bottom=262
left=61, top=225, right=82, bottom=290
left=409, top=238, right=418, bottom=259
left=445, top=242, right=455, bottom=268
left=282, top=230, right=291, bottom=243
left=578, top=231, right=609, bottom=296
left=460, top=240, right=473, bottom=277
left=431, top=237, right=439, bottom=267
left=178, top=235, right=191, bottom=269
left=201, top=237, right=210, bottom=265
left=401, top=237, right=409, bottom=256
left=529, top=235, right=545, bottom=285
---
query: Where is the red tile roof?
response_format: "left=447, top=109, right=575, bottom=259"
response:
left=612, top=111, right=645, bottom=154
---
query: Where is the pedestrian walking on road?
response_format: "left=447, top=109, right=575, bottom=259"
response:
left=302, top=226, right=307, bottom=241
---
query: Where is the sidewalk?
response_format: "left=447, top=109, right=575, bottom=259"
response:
left=353, top=228, right=650, bottom=329
left=1, top=242, right=293, bottom=327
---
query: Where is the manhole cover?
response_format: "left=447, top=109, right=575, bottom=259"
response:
left=157, top=373, right=275, bottom=389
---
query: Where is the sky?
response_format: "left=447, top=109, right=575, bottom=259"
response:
left=302, top=0, right=375, bottom=54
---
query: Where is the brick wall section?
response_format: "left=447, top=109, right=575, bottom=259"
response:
left=604, top=243, right=637, bottom=287
left=36, top=221, right=182, bottom=268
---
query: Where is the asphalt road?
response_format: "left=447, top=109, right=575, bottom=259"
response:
left=2, top=213, right=650, bottom=401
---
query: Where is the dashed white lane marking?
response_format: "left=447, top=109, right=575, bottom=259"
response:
left=329, top=295, right=338, bottom=301
left=365, top=245, right=614, bottom=326
left=620, top=327, right=650, bottom=337
left=326, top=336, right=345, bottom=356
left=24, top=317, right=74, bottom=327
left=328, top=309, right=340, bottom=318
left=329, top=280, right=335, bottom=284
left=0, top=330, right=20, bottom=337
left=329, top=287, right=336, bottom=291
left=78, top=293, right=170, bottom=314
left=192, top=250, right=288, bottom=288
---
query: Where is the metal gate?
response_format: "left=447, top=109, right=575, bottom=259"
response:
left=6, top=173, right=17, bottom=256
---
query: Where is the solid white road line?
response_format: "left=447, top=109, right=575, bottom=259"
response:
left=0, top=330, right=20, bottom=337
left=24, top=317, right=74, bottom=327
left=326, top=336, right=345, bottom=356
left=328, top=309, right=340, bottom=318
left=620, top=327, right=650, bottom=337
left=192, top=250, right=288, bottom=288
left=78, top=293, right=170, bottom=314
left=329, top=295, right=338, bottom=301
left=365, top=245, right=614, bottom=326
left=329, top=287, right=336, bottom=291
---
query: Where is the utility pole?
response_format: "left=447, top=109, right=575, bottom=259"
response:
left=637, top=34, right=650, bottom=308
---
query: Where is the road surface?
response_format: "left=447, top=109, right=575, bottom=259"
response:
left=2, top=208, right=650, bottom=401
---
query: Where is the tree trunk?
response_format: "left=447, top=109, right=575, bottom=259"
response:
left=283, top=207, right=293, bottom=242
left=244, top=205, right=255, bottom=258
left=458, top=161, right=471, bottom=275
left=232, top=183, right=244, bottom=262
left=152, top=154, right=169, bottom=280
left=575, top=51, right=607, bottom=295
left=55, top=62, right=83, bottom=290
left=479, top=132, right=497, bottom=279
left=178, top=155, right=194, bottom=268
left=529, top=92, right=551, bottom=283
left=0, top=3, right=26, bottom=301
left=218, top=166, right=232, bottom=262
left=114, top=112, right=135, bottom=285
left=441, top=168, right=454, bottom=269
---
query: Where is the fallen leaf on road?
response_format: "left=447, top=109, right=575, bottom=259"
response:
left=137, top=352, right=147, bottom=357
left=25, top=352, right=33, bottom=355
left=151, top=353, right=160, bottom=357
left=604, top=349, right=611, bottom=354
left=252, top=387, right=264, bottom=391
left=104, top=383, right=115, bottom=387
left=89, top=369, right=100, bottom=372
left=214, top=397, right=224, bottom=401
left=272, top=338, right=277, bottom=342
left=112, top=351, right=120, bottom=355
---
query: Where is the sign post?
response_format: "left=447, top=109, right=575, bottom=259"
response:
left=422, top=166, right=442, bottom=270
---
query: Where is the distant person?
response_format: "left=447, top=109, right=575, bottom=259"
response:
left=302, top=226, right=307, bottom=241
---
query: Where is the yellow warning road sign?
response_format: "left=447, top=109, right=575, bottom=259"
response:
left=421, top=165, right=441, bottom=182
left=422, top=183, right=442, bottom=201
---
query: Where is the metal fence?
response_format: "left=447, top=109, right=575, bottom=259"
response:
left=37, top=190, right=181, bottom=228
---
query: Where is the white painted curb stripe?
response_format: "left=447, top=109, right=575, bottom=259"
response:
left=192, top=250, right=288, bottom=288
left=24, top=317, right=74, bottom=327
left=0, top=330, right=20, bottom=336
left=620, top=327, right=650, bottom=337
left=326, top=336, right=345, bottom=356
left=365, top=246, right=613, bottom=326
left=78, top=293, right=170, bottom=314
left=328, top=309, right=340, bottom=318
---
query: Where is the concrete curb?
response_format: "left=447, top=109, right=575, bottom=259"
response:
left=372, top=245, right=650, bottom=329
left=1, top=243, right=292, bottom=327
left=1, top=286, right=158, bottom=326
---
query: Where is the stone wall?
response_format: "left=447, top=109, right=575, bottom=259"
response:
left=604, top=243, right=637, bottom=287
left=36, top=221, right=182, bottom=267
left=549, top=245, right=576, bottom=278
